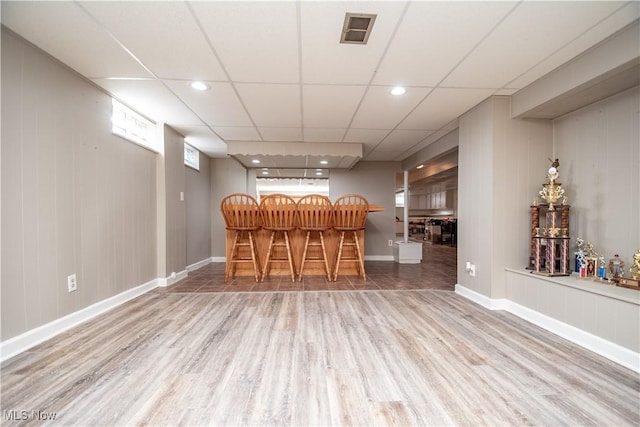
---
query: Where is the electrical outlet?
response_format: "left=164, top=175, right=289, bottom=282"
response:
left=388, top=239, right=393, bottom=246
left=67, top=274, right=77, bottom=292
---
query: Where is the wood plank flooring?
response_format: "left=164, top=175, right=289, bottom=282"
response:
left=2, top=288, right=639, bottom=426
left=168, top=241, right=457, bottom=293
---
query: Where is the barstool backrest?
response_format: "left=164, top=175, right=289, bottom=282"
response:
left=260, top=193, right=298, bottom=230
left=333, top=194, right=369, bottom=230
left=220, top=193, right=261, bottom=230
left=297, top=194, right=333, bottom=230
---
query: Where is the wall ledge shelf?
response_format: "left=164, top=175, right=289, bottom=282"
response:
left=505, top=268, right=640, bottom=306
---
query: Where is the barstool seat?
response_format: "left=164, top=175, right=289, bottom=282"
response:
left=333, top=194, right=369, bottom=281
left=260, top=194, right=298, bottom=282
left=296, top=194, right=333, bottom=281
left=220, top=193, right=262, bottom=282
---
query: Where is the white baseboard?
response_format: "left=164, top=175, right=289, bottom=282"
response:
left=455, top=284, right=640, bottom=373
left=187, top=257, right=213, bottom=272
left=365, top=255, right=395, bottom=261
left=1, top=278, right=158, bottom=363
left=157, top=269, right=188, bottom=287
left=211, top=257, right=226, bottom=263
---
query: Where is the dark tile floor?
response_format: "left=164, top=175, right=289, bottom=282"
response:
left=165, top=241, right=457, bottom=293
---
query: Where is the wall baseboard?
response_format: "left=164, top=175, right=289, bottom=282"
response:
left=211, top=257, right=226, bottom=263
left=1, top=278, right=158, bottom=363
left=187, top=257, right=213, bottom=272
left=364, top=255, right=395, bottom=261
left=157, top=269, right=188, bottom=287
left=455, top=284, right=640, bottom=373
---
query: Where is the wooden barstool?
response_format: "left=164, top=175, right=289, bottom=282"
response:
left=220, top=193, right=262, bottom=282
left=333, top=194, right=369, bottom=281
left=260, top=194, right=298, bottom=282
left=296, top=194, right=333, bottom=281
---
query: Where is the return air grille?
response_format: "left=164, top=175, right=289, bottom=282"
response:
left=340, top=13, right=376, bottom=44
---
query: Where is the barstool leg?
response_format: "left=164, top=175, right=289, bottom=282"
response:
left=262, top=231, right=276, bottom=281
left=333, top=231, right=345, bottom=282
left=298, top=231, right=311, bottom=281
left=319, top=231, right=331, bottom=282
left=248, top=231, right=260, bottom=282
left=225, top=231, right=240, bottom=282
left=353, top=230, right=366, bottom=281
left=284, top=231, right=295, bottom=282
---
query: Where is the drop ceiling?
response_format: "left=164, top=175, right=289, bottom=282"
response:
left=2, top=1, right=638, bottom=173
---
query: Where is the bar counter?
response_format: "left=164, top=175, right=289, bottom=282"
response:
left=225, top=204, right=383, bottom=278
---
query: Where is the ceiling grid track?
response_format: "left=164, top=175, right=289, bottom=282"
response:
left=185, top=1, right=265, bottom=143
left=339, top=1, right=411, bottom=152
left=74, top=1, right=226, bottom=143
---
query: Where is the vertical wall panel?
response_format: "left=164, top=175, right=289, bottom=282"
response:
left=186, top=151, right=211, bottom=266
left=1, top=29, right=157, bottom=341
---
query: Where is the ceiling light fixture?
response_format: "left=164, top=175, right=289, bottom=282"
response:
left=191, top=81, right=209, bottom=91
left=262, top=171, right=269, bottom=175
left=320, top=160, right=328, bottom=165
left=391, top=86, right=406, bottom=96
left=251, top=159, right=260, bottom=164
left=315, top=171, right=323, bottom=176
left=416, top=164, right=424, bottom=169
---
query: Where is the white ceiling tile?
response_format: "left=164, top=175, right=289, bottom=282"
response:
left=1, top=2, right=151, bottom=79
left=300, top=1, right=409, bottom=84
left=399, top=88, right=495, bottom=130
left=91, top=78, right=201, bottom=125
left=164, top=80, right=252, bottom=127
left=443, top=1, right=630, bottom=88
left=260, top=128, right=304, bottom=142
left=235, top=83, right=301, bottom=128
left=303, top=85, right=367, bottom=128
left=508, top=2, right=640, bottom=89
left=351, top=86, right=431, bottom=129
left=303, top=129, right=347, bottom=143
left=212, top=127, right=261, bottom=141
left=363, top=151, right=405, bottom=161
left=177, top=125, right=228, bottom=157
left=190, top=1, right=299, bottom=83
left=343, top=129, right=390, bottom=145
left=78, top=1, right=227, bottom=81
left=373, top=1, right=516, bottom=86
left=375, top=130, right=433, bottom=152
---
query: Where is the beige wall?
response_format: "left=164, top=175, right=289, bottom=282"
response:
left=330, top=161, right=400, bottom=258
left=210, top=158, right=249, bottom=258
left=1, top=29, right=157, bottom=340
left=555, top=86, right=640, bottom=261
left=163, top=126, right=187, bottom=277
left=186, top=150, right=212, bottom=266
left=458, top=96, right=553, bottom=298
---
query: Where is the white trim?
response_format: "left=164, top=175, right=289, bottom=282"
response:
left=455, top=284, right=640, bottom=373
left=364, top=255, right=395, bottom=261
left=157, top=269, right=188, bottom=287
left=211, top=257, right=226, bottom=263
left=1, top=279, right=158, bottom=363
left=187, top=257, right=213, bottom=272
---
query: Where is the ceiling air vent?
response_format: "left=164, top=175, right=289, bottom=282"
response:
left=340, top=13, right=376, bottom=45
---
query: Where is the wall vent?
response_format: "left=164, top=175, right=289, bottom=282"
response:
left=340, top=13, right=377, bottom=45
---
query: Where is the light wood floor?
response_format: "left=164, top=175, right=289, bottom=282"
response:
left=2, top=289, right=638, bottom=426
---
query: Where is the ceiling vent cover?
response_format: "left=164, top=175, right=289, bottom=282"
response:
left=340, top=13, right=377, bottom=44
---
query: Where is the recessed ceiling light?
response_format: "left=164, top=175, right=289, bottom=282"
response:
left=315, top=172, right=323, bottom=176
left=391, top=86, right=406, bottom=96
left=191, top=81, right=209, bottom=91
left=416, top=164, right=424, bottom=169
left=320, top=160, right=328, bottom=165
left=251, top=159, right=260, bottom=164
left=262, top=171, right=269, bottom=175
